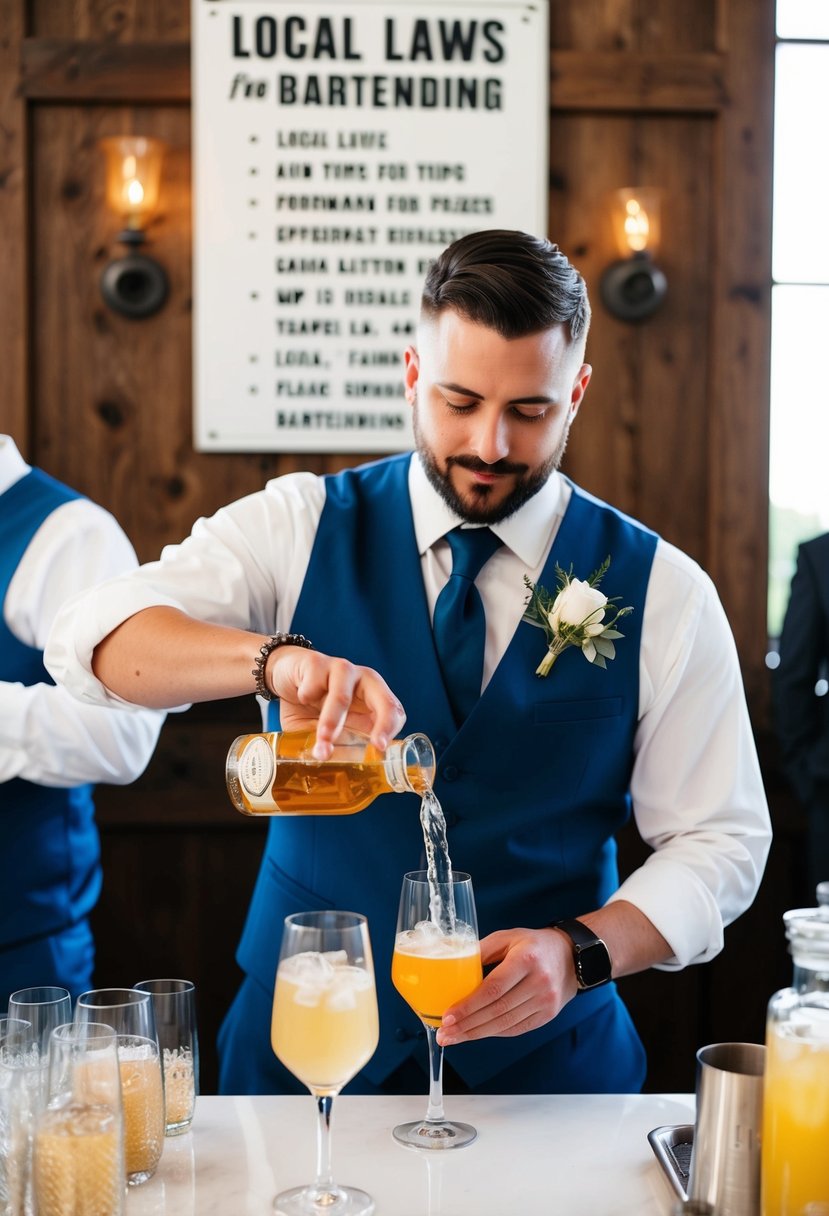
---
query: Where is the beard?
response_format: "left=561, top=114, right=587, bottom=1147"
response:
left=413, top=401, right=570, bottom=525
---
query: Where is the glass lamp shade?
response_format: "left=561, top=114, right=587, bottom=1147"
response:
left=100, top=136, right=165, bottom=229
left=609, top=187, right=662, bottom=258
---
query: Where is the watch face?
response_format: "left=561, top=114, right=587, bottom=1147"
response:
left=576, top=941, right=612, bottom=989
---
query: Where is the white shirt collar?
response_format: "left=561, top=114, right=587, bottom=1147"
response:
left=408, top=452, right=568, bottom=568
left=0, top=436, right=30, bottom=497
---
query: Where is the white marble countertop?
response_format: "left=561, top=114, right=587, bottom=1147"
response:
left=126, top=1092, right=695, bottom=1215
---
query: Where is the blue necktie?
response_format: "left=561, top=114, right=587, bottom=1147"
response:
left=433, top=526, right=503, bottom=726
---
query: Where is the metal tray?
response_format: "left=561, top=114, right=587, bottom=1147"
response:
left=648, top=1123, right=694, bottom=1201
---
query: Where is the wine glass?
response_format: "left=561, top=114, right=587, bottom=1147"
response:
left=271, top=910, right=379, bottom=1216
left=391, top=871, right=482, bottom=1149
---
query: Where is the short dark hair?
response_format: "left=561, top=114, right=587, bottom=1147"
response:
left=421, top=229, right=590, bottom=344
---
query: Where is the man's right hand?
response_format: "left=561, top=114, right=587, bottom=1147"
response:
left=267, top=645, right=407, bottom=759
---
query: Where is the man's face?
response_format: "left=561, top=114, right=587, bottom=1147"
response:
left=405, top=310, right=592, bottom=524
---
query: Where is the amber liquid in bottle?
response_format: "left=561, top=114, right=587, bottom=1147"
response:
left=226, top=729, right=435, bottom=816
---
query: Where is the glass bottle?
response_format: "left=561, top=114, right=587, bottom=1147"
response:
left=225, top=729, right=436, bottom=816
left=783, top=881, right=829, bottom=992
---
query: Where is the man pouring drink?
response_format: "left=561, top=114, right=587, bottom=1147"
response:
left=46, top=229, right=771, bottom=1096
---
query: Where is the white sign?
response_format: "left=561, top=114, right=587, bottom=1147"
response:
left=192, top=0, right=549, bottom=452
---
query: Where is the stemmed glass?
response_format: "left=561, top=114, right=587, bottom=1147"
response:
left=391, top=871, right=482, bottom=1149
left=271, top=910, right=379, bottom=1216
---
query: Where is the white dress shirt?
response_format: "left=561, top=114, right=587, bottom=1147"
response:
left=0, top=436, right=164, bottom=787
left=46, top=455, right=771, bottom=966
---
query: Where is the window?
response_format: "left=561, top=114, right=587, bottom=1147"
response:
left=768, top=4, right=829, bottom=637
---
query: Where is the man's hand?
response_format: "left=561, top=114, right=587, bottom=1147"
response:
left=268, top=645, right=407, bottom=759
left=436, top=927, right=578, bottom=1046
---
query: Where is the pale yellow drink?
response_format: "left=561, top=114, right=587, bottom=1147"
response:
left=762, top=1013, right=829, bottom=1215
left=119, top=1047, right=164, bottom=1181
left=271, top=952, right=379, bottom=1095
left=33, top=1101, right=124, bottom=1216
left=162, top=1046, right=195, bottom=1128
left=392, top=923, right=482, bottom=1028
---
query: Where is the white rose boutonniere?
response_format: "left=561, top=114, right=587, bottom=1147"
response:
left=523, top=557, right=634, bottom=677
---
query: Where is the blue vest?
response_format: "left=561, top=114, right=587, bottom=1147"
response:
left=238, top=455, right=657, bottom=1085
left=0, top=469, right=100, bottom=987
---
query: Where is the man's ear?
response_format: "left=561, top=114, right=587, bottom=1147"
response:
left=569, top=363, right=592, bottom=420
left=404, top=346, right=419, bottom=406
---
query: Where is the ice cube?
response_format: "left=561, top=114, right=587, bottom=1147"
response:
left=321, top=950, right=349, bottom=968
left=283, top=951, right=335, bottom=985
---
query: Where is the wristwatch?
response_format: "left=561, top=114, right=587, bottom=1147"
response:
left=553, top=918, right=613, bottom=991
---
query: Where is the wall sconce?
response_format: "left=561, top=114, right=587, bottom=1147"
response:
left=99, top=136, right=169, bottom=319
left=600, top=187, right=667, bottom=322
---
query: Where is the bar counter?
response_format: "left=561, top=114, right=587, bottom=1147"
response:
left=126, top=1092, right=695, bottom=1215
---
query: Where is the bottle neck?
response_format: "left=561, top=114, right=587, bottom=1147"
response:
left=384, top=733, right=435, bottom=794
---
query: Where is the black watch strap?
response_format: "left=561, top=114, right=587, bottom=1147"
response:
left=553, top=918, right=613, bottom=991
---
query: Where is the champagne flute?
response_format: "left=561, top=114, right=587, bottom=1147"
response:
left=391, top=871, right=482, bottom=1150
left=271, top=910, right=379, bottom=1216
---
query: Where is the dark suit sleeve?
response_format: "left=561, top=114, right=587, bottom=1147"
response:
left=773, top=538, right=829, bottom=805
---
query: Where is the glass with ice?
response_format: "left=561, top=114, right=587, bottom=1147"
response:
left=271, top=910, right=379, bottom=1216
left=762, top=987, right=829, bottom=1215
left=391, top=871, right=482, bottom=1149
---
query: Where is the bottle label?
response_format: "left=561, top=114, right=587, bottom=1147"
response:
left=239, top=736, right=275, bottom=798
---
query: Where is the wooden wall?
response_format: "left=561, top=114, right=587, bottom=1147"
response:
left=1, top=0, right=788, bottom=1094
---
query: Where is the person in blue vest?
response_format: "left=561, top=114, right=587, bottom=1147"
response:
left=0, top=435, right=165, bottom=1007
left=46, top=231, right=771, bottom=1094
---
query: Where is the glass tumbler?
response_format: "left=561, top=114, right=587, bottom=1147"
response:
left=33, top=1022, right=125, bottom=1216
left=133, top=979, right=199, bottom=1135
left=762, top=987, right=829, bottom=1216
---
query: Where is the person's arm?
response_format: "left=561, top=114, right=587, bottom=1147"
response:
left=773, top=542, right=826, bottom=805
left=439, top=544, right=771, bottom=1046
left=92, top=605, right=406, bottom=758
left=1, top=497, right=164, bottom=787
left=438, top=900, right=670, bottom=1046
left=45, top=474, right=406, bottom=759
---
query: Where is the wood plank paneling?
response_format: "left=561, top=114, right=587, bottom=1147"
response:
left=31, top=0, right=189, bottom=41
left=550, top=0, right=717, bottom=52
left=550, top=51, right=727, bottom=112
left=707, top=0, right=775, bottom=710
left=22, top=40, right=191, bottom=102
left=554, top=112, right=712, bottom=564
left=0, top=0, right=30, bottom=452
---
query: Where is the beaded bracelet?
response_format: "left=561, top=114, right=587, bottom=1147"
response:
left=252, top=632, right=313, bottom=701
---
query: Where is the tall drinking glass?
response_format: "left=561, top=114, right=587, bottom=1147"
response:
left=271, top=910, right=379, bottom=1216
left=762, top=987, right=829, bottom=1215
left=0, top=1017, right=36, bottom=1216
left=8, top=988, right=72, bottom=1060
left=74, top=989, right=157, bottom=1044
left=73, top=990, right=163, bottom=1185
left=133, top=979, right=199, bottom=1135
left=33, top=1022, right=125, bottom=1216
left=391, top=871, right=482, bottom=1150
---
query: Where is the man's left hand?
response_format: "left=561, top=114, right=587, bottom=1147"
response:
left=436, top=927, right=578, bottom=1046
